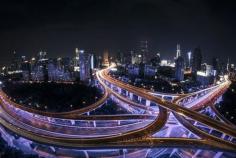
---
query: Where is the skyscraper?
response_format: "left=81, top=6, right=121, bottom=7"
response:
left=187, top=51, right=192, bottom=68
left=38, top=51, right=47, bottom=61
left=102, top=50, right=109, bottom=67
left=150, top=53, right=161, bottom=66
left=176, top=44, right=181, bottom=58
left=192, top=47, right=202, bottom=73
left=140, top=41, right=148, bottom=63
left=212, top=57, right=219, bottom=74
left=21, top=58, right=31, bottom=81
left=90, top=54, right=94, bottom=69
left=175, top=56, right=185, bottom=81
left=75, top=48, right=79, bottom=67
left=11, top=51, right=20, bottom=71
left=79, top=50, right=91, bottom=81
left=131, top=51, right=136, bottom=64
left=227, top=57, right=230, bottom=72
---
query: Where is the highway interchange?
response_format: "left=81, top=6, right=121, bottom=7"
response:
left=0, top=64, right=235, bottom=157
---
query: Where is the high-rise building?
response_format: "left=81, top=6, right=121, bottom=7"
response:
left=75, top=48, right=79, bottom=67
left=140, top=41, right=148, bottom=63
left=79, top=50, right=92, bottom=81
left=212, top=57, right=219, bottom=74
left=192, top=47, right=202, bottom=73
left=227, top=57, right=230, bottom=72
left=102, top=50, right=109, bottom=67
left=10, top=51, right=20, bottom=71
left=38, top=51, right=47, bottom=61
left=42, top=62, right=49, bottom=82
left=117, top=51, right=124, bottom=64
left=131, top=51, right=136, bottom=64
left=90, top=54, right=94, bottom=69
left=187, top=51, right=192, bottom=68
left=144, top=65, right=157, bottom=77
left=21, top=60, right=31, bottom=81
left=176, top=44, right=181, bottom=58
left=30, top=51, right=48, bottom=81
left=175, top=56, right=185, bottom=81
left=150, top=53, right=161, bottom=66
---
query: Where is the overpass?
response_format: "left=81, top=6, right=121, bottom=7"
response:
left=0, top=65, right=235, bottom=157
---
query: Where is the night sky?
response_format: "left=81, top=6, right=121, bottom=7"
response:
left=0, top=0, right=236, bottom=66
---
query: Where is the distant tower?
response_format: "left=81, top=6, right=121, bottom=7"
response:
left=187, top=51, right=192, bottom=68
left=38, top=51, right=47, bottom=61
left=227, top=57, right=230, bottom=72
left=90, top=54, right=94, bottom=70
left=75, top=48, right=79, bottom=67
left=176, top=44, right=181, bottom=58
left=131, top=51, right=136, bottom=64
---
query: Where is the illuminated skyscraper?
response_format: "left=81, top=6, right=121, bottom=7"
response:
left=91, top=54, right=94, bottom=69
left=175, top=55, right=185, bottom=81
left=131, top=51, right=136, bottom=64
left=75, top=48, right=79, bottom=67
left=187, top=51, right=192, bottom=68
left=38, top=51, right=47, bottom=61
left=79, top=50, right=91, bottom=81
left=176, top=44, right=181, bottom=58
left=102, top=50, right=109, bottom=67
left=227, top=57, right=230, bottom=72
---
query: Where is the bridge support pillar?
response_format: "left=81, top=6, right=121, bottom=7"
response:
left=146, top=100, right=151, bottom=106
left=209, top=128, right=213, bottom=134
left=118, top=87, right=122, bottom=94
left=47, top=117, right=51, bottom=122
left=187, top=132, right=192, bottom=138
left=126, top=90, right=129, bottom=97
left=221, top=133, right=225, bottom=139
left=138, top=96, right=142, bottom=103
left=192, top=149, right=202, bottom=158
left=71, top=120, right=75, bottom=125
left=49, top=146, right=56, bottom=153
left=123, top=149, right=127, bottom=158
left=129, top=93, right=133, bottom=100
left=161, top=96, right=164, bottom=100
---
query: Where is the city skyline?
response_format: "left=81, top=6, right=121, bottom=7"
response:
left=0, top=43, right=232, bottom=67
left=0, top=1, right=236, bottom=157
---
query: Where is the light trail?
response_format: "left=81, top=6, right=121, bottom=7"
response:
left=0, top=65, right=235, bottom=153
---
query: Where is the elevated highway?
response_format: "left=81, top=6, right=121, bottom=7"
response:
left=0, top=65, right=235, bottom=153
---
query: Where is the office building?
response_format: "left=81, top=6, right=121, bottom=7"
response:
left=79, top=50, right=92, bottom=81
left=192, top=47, right=202, bottom=73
